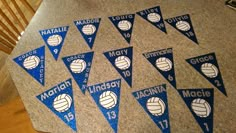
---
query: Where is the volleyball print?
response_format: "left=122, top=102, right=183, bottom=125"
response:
left=155, top=57, right=173, bottom=71
left=47, top=34, right=63, bottom=46
left=70, top=59, right=87, bottom=74
left=201, top=63, right=219, bottom=78
left=82, top=24, right=96, bottom=35
left=118, top=20, right=132, bottom=31
left=53, top=94, right=72, bottom=113
left=147, top=13, right=161, bottom=23
left=23, top=55, right=40, bottom=70
left=115, top=56, right=131, bottom=70
left=191, top=98, right=211, bottom=118
left=99, top=91, right=117, bottom=109
left=146, top=97, right=166, bottom=116
left=175, top=21, right=191, bottom=31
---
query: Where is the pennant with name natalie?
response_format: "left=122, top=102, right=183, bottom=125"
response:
left=132, top=84, right=171, bottom=133
left=39, top=26, right=69, bottom=60
left=165, top=14, right=198, bottom=44
left=104, top=47, right=133, bottom=87
left=74, top=18, right=101, bottom=49
left=13, top=46, right=45, bottom=86
left=178, top=89, right=214, bottom=133
left=36, top=79, right=77, bottom=131
left=108, top=14, right=135, bottom=44
left=186, top=53, right=226, bottom=96
left=87, top=79, right=121, bottom=133
left=143, top=48, right=176, bottom=89
left=137, top=6, right=167, bottom=33
left=62, top=51, right=94, bottom=94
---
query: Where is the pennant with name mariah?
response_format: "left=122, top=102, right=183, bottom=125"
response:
left=143, top=48, right=177, bottom=89
left=74, top=18, right=101, bottom=49
left=132, top=84, right=171, bottom=133
left=13, top=46, right=45, bottom=86
left=62, top=51, right=94, bottom=94
left=186, top=53, right=226, bottom=96
left=36, top=79, right=77, bottom=131
left=109, top=14, right=135, bottom=44
left=178, top=89, right=214, bottom=133
left=165, top=14, right=198, bottom=44
left=39, top=26, right=69, bottom=60
left=87, top=79, right=121, bottom=133
left=104, top=47, right=133, bottom=87
left=137, top=6, right=167, bottom=33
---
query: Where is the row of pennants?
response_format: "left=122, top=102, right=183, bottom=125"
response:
left=12, top=6, right=226, bottom=133
left=13, top=45, right=225, bottom=133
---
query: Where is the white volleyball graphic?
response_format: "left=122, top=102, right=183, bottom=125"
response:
left=99, top=91, right=117, bottom=109
left=47, top=34, right=63, bottom=46
left=118, top=20, right=132, bottom=31
left=155, top=57, right=173, bottom=71
left=115, top=56, right=131, bottom=70
left=53, top=94, right=72, bottom=113
left=201, top=63, right=219, bottom=78
left=70, top=59, right=87, bottom=73
left=175, top=21, right=191, bottom=31
left=23, top=55, right=40, bottom=70
left=191, top=98, right=211, bottom=118
left=82, top=24, right=96, bottom=35
left=147, top=13, right=161, bottom=23
left=146, top=97, right=166, bottom=116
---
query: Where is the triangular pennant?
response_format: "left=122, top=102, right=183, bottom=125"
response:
left=74, top=18, right=101, bottom=49
left=13, top=46, right=45, bottom=86
left=137, top=6, right=167, bottom=33
left=36, top=79, right=77, bottom=131
left=186, top=53, right=227, bottom=96
left=178, top=89, right=214, bottom=133
left=165, top=14, right=198, bottom=44
left=62, top=51, right=94, bottom=94
left=108, top=14, right=135, bottom=44
left=143, top=48, right=177, bottom=89
left=104, top=47, right=133, bottom=87
left=39, top=26, right=69, bottom=60
left=132, top=84, right=171, bottom=133
left=87, top=79, right=121, bottom=133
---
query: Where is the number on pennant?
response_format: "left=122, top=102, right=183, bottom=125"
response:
left=123, top=33, right=131, bottom=38
left=168, top=75, right=173, bottom=81
left=122, top=70, right=131, bottom=77
left=64, top=112, right=74, bottom=122
left=186, top=31, right=194, bottom=37
left=204, top=123, right=210, bottom=132
left=88, top=37, right=92, bottom=43
left=158, top=119, right=168, bottom=130
left=53, top=49, right=58, bottom=54
left=214, top=80, right=222, bottom=87
left=107, top=111, right=116, bottom=120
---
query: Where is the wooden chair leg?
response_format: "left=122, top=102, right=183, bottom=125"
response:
left=0, top=37, right=14, bottom=50
left=0, top=9, right=20, bottom=36
left=1, top=0, right=25, bottom=30
left=0, top=21, right=18, bottom=41
left=11, top=0, right=28, bottom=26
left=19, top=0, right=35, bottom=14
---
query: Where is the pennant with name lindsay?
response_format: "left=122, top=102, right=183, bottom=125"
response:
left=36, top=79, right=77, bottom=131
left=13, top=46, right=45, bottom=86
left=132, top=84, right=171, bottom=133
left=178, top=89, right=214, bottom=133
left=186, top=53, right=226, bottom=96
left=74, top=18, right=101, bottom=49
left=143, top=48, right=177, bottom=89
left=39, top=26, right=69, bottom=60
left=137, top=6, right=167, bottom=33
left=104, top=47, right=133, bottom=87
left=109, top=14, right=135, bottom=44
left=87, top=79, right=121, bottom=133
left=62, top=51, right=94, bottom=94
left=165, top=14, right=198, bottom=44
